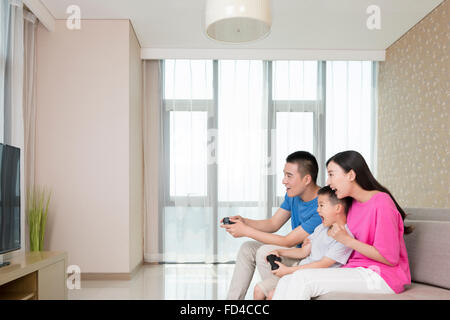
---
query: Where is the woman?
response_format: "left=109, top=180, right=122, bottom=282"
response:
left=272, top=150, right=412, bottom=299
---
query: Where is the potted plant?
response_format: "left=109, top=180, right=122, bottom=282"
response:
left=27, top=186, right=51, bottom=252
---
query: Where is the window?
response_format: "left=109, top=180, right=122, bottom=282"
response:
left=326, top=61, right=374, bottom=168
left=164, top=60, right=213, bottom=100
left=164, top=60, right=213, bottom=204
left=272, top=61, right=323, bottom=199
left=160, top=59, right=376, bottom=262
left=275, top=111, right=314, bottom=197
left=170, top=111, right=208, bottom=197
left=218, top=60, right=264, bottom=202
left=0, top=1, right=7, bottom=143
left=272, top=61, right=317, bottom=100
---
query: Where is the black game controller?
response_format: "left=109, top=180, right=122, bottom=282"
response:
left=222, top=217, right=235, bottom=225
left=266, top=254, right=282, bottom=270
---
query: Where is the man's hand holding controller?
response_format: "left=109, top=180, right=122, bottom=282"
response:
left=221, top=215, right=245, bottom=225
left=220, top=216, right=249, bottom=238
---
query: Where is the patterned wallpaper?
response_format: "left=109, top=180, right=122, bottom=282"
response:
left=378, top=0, right=449, bottom=208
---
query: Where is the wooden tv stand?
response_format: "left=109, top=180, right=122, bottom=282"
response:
left=0, top=251, right=68, bottom=300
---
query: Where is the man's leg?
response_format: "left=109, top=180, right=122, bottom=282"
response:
left=226, top=241, right=263, bottom=300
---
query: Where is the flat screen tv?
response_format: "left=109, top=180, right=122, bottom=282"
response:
left=0, top=143, right=21, bottom=263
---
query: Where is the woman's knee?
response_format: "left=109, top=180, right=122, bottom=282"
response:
left=291, top=269, right=312, bottom=284
left=290, top=269, right=319, bottom=298
left=274, top=273, right=293, bottom=292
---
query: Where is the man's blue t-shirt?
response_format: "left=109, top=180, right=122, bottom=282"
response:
left=280, top=193, right=321, bottom=239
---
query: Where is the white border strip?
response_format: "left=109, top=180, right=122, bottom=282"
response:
left=141, top=48, right=385, bottom=61
left=23, top=0, right=55, bottom=32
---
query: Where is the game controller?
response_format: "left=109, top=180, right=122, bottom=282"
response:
left=222, top=217, right=235, bottom=225
left=266, top=254, right=282, bottom=270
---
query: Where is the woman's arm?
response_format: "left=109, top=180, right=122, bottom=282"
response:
left=329, top=223, right=394, bottom=266
left=342, top=237, right=394, bottom=266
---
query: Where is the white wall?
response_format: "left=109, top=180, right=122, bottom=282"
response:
left=35, top=20, right=143, bottom=273
left=129, top=23, right=144, bottom=274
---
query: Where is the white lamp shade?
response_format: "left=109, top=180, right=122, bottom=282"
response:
left=205, top=0, right=272, bottom=43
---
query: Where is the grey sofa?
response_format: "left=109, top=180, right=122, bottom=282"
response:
left=316, top=208, right=450, bottom=300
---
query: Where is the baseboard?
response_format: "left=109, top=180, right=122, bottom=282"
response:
left=81, top=261, right=144, bottom=281
left=130, top=260, right=143, bottom=278
left=144, top=253, right=162, bottom=263
left=81, top=273, right=132, bottom=281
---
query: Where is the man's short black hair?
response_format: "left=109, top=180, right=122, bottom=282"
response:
left=286, top=151, right=319, bottom=184
left=318, top=185, right=352, bottom=213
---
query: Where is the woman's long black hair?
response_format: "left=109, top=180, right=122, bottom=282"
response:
left=326, top=150, right=413, bottom=234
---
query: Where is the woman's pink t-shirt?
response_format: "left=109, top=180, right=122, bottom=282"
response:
left=343, top=192, right=411, bottom=293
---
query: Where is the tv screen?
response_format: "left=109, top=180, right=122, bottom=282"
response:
left=0, top=143, right=21, bottom=255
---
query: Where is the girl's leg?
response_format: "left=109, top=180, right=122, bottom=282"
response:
left=272, top=267, right=394, bottom=300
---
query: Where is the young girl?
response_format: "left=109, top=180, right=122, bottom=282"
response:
left=272, top=150, right=412, bottom=299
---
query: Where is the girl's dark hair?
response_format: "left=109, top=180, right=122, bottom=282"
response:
left=326, top=150, right=413, bottom=234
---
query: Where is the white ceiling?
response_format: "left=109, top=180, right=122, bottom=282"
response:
left=39, top=0, right=443, bottom=50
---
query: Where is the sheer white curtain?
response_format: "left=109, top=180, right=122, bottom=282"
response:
left=143, top=60, right=163, bottom=263
left=272, top=61, right=376, bottom=193
left=0, top=0, right=25, bottom=255
left=143, top=59, right=377, bottom=264
left=1, top=0, right=24, bottom=145
left=216, top=60, right=269, bottom=262
left=163, top=59, right=214, bottom=263
left=144, top=59, right=270, bottom=263
left=23, top=9, right=38, bottom=251
left=0, top=0, right=6, bottom=140
left=326, top=61, right=376, bottom=172
left=271, top=61, right=325, bottom=236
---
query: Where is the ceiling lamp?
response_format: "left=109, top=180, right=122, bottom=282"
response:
left=205, top=0, right=272, bottom=43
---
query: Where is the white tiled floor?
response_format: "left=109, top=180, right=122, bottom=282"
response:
left=69, top=264, right=261, bottom=300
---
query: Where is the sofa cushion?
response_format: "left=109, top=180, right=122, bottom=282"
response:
left=315, top=282, right=450, bottom=300
left=403, top=219, right=450, bottom=289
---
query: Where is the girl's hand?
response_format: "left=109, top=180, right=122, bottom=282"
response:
left=271, top=261, right=294, bottom=278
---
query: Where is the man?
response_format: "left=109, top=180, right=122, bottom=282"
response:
left=222, top=151, right=322, bottom=300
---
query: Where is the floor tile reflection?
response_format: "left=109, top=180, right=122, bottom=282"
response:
left=69, top=263, right=260, bottom=300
